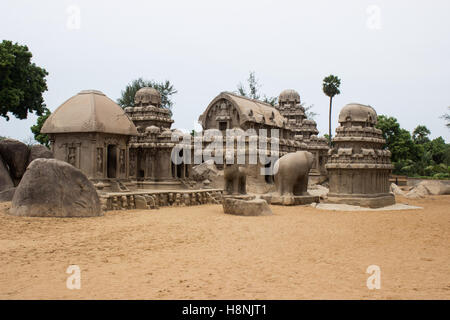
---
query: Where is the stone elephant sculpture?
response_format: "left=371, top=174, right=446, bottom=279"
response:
left=273, top=151, right=314, bottom=196
left=224, top=164, right=247, bottom=195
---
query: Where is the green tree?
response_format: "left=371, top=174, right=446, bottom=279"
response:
left=322, top=75, right=341, bottom=146
left=30, top=108, right=51, bottom=146
left=425, top=137, right=447, bottom=164
left=117, top=78, right=177, bottom=110
left=412, top=125, right=431, bottom=144
left=376, top=115, right=418, bottom=163
left=0, top=40, right=48, bottom=120
left=376, top=115, right=450, bottom=178
left=236, top=71, right=277, bottom=106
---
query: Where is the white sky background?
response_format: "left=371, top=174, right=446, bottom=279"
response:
left=0, top=0, right=449, bottom=142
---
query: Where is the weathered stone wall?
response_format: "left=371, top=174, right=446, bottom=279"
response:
left=49, top=132, right=130, bottom=179
left=99, top=189, right=223, bottom=211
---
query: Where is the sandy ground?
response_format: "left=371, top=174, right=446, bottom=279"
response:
left=0, top=195, right=449, bottom=300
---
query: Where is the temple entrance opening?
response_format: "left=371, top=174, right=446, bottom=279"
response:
left=107, top=145, right=117, bottom=178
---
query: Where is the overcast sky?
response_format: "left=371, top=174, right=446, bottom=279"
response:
left=1, top=0, right=449, bottom=142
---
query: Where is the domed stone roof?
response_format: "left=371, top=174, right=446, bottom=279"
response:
left=41, top=90, right=138, bottom=135
left=278, top=89, right=300, bottom=104
left=134, top=87, right=161, bottom=106
left=338, top=103, right=378, bottom=125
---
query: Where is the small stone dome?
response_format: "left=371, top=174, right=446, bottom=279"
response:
left=278, top=89, right=300, bottom=104
left=134, top=87, right=161, bottom=107
left=338, top=103, right=378, bottom=125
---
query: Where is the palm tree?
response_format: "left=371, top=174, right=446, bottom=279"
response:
left=322, top=75, right=341, bottom=146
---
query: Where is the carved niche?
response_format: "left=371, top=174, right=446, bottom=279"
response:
left=96, top=147, right=104, bottom=174
left=119, top=149, right=126, bottom=174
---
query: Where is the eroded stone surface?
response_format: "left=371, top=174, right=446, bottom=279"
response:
left=10, top=159, right=102, bottom=217
left=417, top=180, right=450, bottom=195
left=192, top=160, right=218, bottom=182
left=0, top=139, right=30, bottom=185
left=27, top=144, right=53, bottom=163
left=222, top=198, right=273, bottom=216
left=134, top=195, right=150, bottom=209
left=0, top=154, right=14, bottom=192
left=405, top=184, right=429, bottom=199
left=390, top=183, right=404, bottom=196
left=0, top=187, right=15, bottom=202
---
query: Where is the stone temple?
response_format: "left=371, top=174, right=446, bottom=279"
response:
left=41, top=90, right=138, bottom=185
left=40, top=87, right=334, bottom=209
left=42, top=89, right=222, bottom=210
left=198, top=89, right=329, bottom=189
left=325, top=103, right=395, bottom=208
left=275, top=89, right=329, bottom=182
left=124, top=87, right=189, bottom=187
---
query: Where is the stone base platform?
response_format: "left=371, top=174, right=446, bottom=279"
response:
left=261, top=194, right=320, bottom=206
left=325, top=194, right=395, bottom=209
left=223, top=198, right=273, bottom=216
left=222, top=194, right=255, bottom=201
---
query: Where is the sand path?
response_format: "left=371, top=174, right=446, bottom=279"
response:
left=0, top=195, right=449, bottom=299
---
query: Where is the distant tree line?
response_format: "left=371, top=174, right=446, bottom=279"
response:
left=376, top=115, right=450, bottom=179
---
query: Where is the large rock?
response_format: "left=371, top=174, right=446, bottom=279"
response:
left=417, top=180, right=450, bottom=195
left=27, top=144, right=53, bottom=163
left=0, top=187, right=15, bottom=202
left=10, top=158, right=102, bottom=217
left=405, top=184, right=429, bottom=199
left=222, top=198, right=273, bottom=216
left=390, top=183, right=404, bottom=196
left=191, top=159, right=218, bottom=182
left=0, top=139, right=30, bottom=185
left=0, top=154, right=14, bottom=192
left=308, top=184, right=329, bottom=199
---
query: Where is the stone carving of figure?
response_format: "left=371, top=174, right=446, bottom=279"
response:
left=68, top=147, right=76, bottom=167
left=175, top=193, right=181, bottom=206
left=119, top=149, right=126, bottom=174
left=129, top=151, right=136, bottom=176
left=96, top=148, right=103, bottom=173
left=273, top=151, right=314, bottom=196
left=183, top=193, right=190, bottom=206
left=224, top=164, right=247, bottom=195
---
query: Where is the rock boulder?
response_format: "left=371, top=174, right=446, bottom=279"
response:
left=390, top=183, right=404, bottom=196
left=0, top=187, right=15, bottom=202
left=0, top=139, right=30, bottom=185
left=10, top=158, right=102, bottom=217
left=405, top=184, right=429, bottom=199
left=191, top=159, right=218, bottom=182
left=417, top=180, right=450, bottom=195
left=27, top=144, right=53, bottom=163
left=0, top=154, right=14, bottom=192
left=222, top=198, right=273, bottom=216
